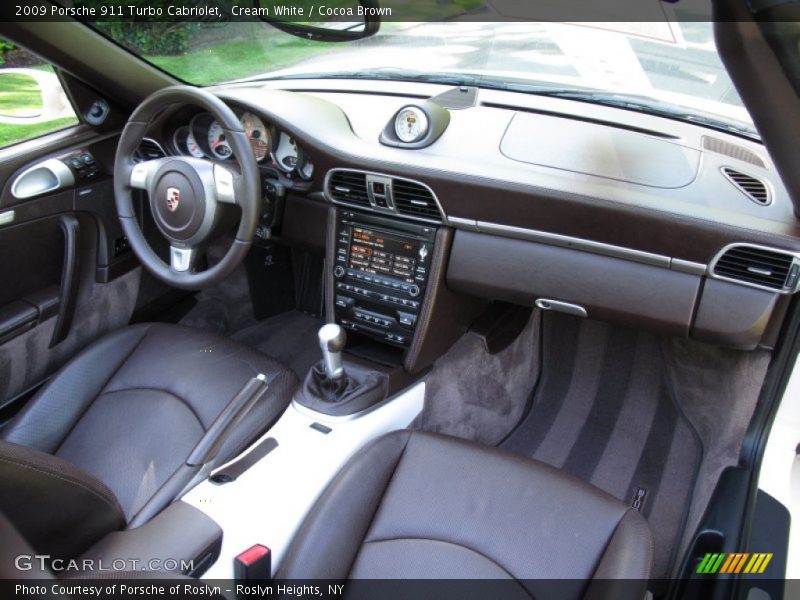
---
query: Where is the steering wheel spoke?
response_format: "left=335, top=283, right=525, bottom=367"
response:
left=129, top=158, right=167, bottom=190
left=213, top=164, right=237, bottom=204
left=170, top=245, right=197, bottom=273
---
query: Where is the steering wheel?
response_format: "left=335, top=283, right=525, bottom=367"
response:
left=113, top=86, right=260, bottom=290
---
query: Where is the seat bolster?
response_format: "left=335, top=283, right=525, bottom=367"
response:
left=0, top=441, right=126, bottom=560
left=277, top=430, right=413, bottom=579
left=583, top=509, right=654, bottom=600
left=1, top=324, right=152, bottom=453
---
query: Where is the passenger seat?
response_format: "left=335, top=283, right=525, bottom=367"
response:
left=279, top=430, right=653, bottom=599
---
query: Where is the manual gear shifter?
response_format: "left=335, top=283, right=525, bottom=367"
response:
left=318, top=323, right=346, bottom=380
left=294, top=323, right=389, bottom=416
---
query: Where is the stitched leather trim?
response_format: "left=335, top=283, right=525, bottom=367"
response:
left=92, top=386, right=206, bottom=431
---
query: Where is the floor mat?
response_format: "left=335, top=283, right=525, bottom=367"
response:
left=231, top=310, right=323, bottom=379
left=501, top=312, right=702, bottom=579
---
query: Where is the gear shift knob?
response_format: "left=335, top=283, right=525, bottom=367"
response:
left=318, top=323, right=347, bottom=380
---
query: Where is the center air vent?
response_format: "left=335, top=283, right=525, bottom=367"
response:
left=134, top=138, right=166, bottom=162
left=721, top=167, right=771, bottom=206
left=326, top=169, right=443, bottom=223
left=392, top=180, right=442, bottom=220
left=712, top=244, right=799, bottom=293
left=328, top=170, right=370, bottom=207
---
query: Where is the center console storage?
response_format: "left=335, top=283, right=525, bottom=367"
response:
left=79, top=502, right=222, bottom=577
left=333, top=210, right=437, bottom=348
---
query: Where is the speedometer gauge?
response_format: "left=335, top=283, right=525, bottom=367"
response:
left=241, top=112, right=269, bottom=162
left=173, top=126, right=204, bottom=158
left=207, top=120, right=232, bottom=160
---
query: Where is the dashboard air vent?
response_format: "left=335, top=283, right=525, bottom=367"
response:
left=392, top=180, right=442, bottom=221
left=134, top=138, right=166, bottom=162
left=328, top=170, right=370, bottom=208
left=721, top=167, right=771, bottom=206
left=702, top=136, right=765, bottom=168
left=713, top=245, right=798, bottom=292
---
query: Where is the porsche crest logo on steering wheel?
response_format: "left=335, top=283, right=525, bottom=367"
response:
left=166, top=187, right=181, bottom=212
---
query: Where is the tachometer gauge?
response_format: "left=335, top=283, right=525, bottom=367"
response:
left=394, top=106, right=429, bottom=143
left=240, top=112, right=270, bottom=162
left=173, top=126, right=204, bottom=158
left=273, top=133, right=299, bottom=173
left=207, top=120, right=232, bottom=160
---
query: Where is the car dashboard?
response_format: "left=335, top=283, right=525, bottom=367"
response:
left=140, top=78, right=800, bottom=359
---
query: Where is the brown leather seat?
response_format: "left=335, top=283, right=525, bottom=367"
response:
left=279, top=430, right=653, bottom=598
left=0, top=323, right=296, bottom=561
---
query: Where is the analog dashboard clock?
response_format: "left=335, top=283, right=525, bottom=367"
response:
left=380, top=101, right=451, bottom=149
left=394, top=106, right=430, bottom=143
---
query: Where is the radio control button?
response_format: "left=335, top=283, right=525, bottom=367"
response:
left=333, top=266, right=345, bottom=278
left=335, top=296, right=354, bottom=310
left=409, top=285, right=421, bottom=297
left=398, top=312, right=416, bottom=327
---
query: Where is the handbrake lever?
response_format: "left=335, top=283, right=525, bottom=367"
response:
left=186, top=373, right=269, bottom=467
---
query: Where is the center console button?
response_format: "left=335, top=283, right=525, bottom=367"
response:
left=408, top=284, right=421, bottom=297
left=333, top=265, right=345, bottom=279
left=335, top=296, right=354, bottom=309
left=398, top=312, right=416, bottom=327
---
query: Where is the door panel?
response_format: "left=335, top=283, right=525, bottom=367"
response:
left=0, top=120, right=141, bottom=411
left=0, top=209, right=141, bottom=407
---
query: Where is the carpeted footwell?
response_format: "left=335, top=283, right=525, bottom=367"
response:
left=501, top=312, right=702, bottom=580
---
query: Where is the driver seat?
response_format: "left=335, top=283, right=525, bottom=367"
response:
left=0, top=322, right=296, bottom=559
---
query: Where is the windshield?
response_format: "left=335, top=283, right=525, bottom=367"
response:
left=95, top=20, right=754, bottom=135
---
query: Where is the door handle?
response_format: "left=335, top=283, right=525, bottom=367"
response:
left=11, top=159, right=75, bottom=200
left=50, top=215, right=81, bottom=347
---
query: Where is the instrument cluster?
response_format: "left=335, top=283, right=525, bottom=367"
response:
left=169, top=109, right=314, bottom=181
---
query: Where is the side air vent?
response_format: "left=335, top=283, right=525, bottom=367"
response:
left=134, top=138, right=166, bottom=162
left=721, top=167, right=771, bottom=206
left=712, top=245, right=799, bottom=293
left=328, top=170, right=370, bottom=208
left=392, top=180, right=442, bottom=221
left=703, top=136, right=765, bottom=168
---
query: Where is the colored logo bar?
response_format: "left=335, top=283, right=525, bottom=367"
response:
left=696, top=553, right=773, bottom=574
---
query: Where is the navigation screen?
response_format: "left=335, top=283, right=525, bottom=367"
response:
left=348, top=227, right=418, bottom=283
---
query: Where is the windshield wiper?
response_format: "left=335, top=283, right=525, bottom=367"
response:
left=523, top=90, right=760, bottom=141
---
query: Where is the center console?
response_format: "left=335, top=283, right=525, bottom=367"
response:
left=333, top=210, right=437, bottom=348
